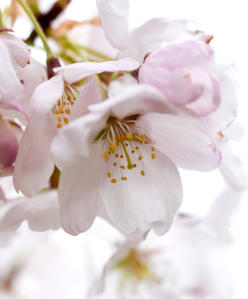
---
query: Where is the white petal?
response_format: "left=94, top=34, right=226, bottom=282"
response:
left=126, top=18, right=187, bottom=62
left=13, top=76, right=64, bottom=196
left=219, top=143, right=247, bottom=190
left=102, top=148, right=182, bottom=238
left=0, top=41, right=23, bottom=101
left=56, top=58, right=140, bottom=84
left=0, top=191, right=60, bottom=232
left=58, top=146, right=105, bottom=235
left=51, top=112, right=107, bottom=169
left=138, top=112, right=221, bottom=171
left=89, top=84, right=175, bottom=118
left=0, top=33, right=30, bottom=67
left=96, top=0, right=129, bottom=50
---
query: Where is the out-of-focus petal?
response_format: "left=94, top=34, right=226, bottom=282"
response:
left=96, top=0, right=129, bottom=50
left=0, top=190, right=60, bottom=232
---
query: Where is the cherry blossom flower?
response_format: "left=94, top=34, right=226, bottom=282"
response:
left=13, top=58, right=139, bottom=197
left=50, top=82, right=221, bottom=238
left=89, top=215, right=234, bottom=299
left=139, top=38, right=221, bottom=116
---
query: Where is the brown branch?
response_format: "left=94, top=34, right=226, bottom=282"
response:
left=26, top=0, right=71, bottom=43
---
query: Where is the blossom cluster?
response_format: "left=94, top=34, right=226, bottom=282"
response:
left=0, top=0, right=246, bottom=297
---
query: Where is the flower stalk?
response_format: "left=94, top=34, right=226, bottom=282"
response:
left=16, top=0, right=53, bottom=60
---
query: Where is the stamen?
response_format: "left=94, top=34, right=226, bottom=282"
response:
left=111, top=179, right=117, bottom=184
left=151, top=154, right=156, bottom=159
left=120, top=140, right=133, bottom=169
left=141, top=170, right=145, bottom=176
left=107, top=172, right=111, bottom=178
left=103, top=152, right=108, bottom=160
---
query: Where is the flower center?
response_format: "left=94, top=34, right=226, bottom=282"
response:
left=95, top=116, right=156, bottom=184
left=51, top=83, right=79, bottom=128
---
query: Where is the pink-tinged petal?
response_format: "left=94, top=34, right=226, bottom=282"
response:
left=69, top=76, right=102, bottom=121
left=102, top=147, right=182, bottom=239
left=0, top=119, right=18, bottom=169
left=0, top=33, right=30, bottom=67
left=186, top=67, right=221, bottom=116
left=0, top=186, right=6, bottom=202
left=139, top=64, right=204, bottom=106
left=96, top=0, right=129, bottom=50
left=126, top=18, right=187, bottom=62
left=13, top=76, right=64, bottom=196
left=143, top=40, right=213, bottom=70
left=51, top=112, right=107, bottom=169
left=15, top=57, right=47, bottom=115
left=56, top=58, right=140, bottom=84
left=0, top=100, right=27, bottom=122
left=138, top=112, right=221, bottom=171
left=89, top=84, right=175, bottom=119
left=58, top=146, right=105, bottom=235
left=0, top=166, right=14, bottom=177
left=0, top=41, right=23, bottom=101
left=0, top=190, right=60, bottom=232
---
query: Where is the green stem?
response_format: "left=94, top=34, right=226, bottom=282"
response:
left=16, top=0, right=53, bottom=59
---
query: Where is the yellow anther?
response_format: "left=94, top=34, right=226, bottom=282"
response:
left=151, top=146, right=155, bottom=152
left=63, top=102, right=66, bottom=106
left=120, top=165, right=126, bottom=170
left=111, top=179, right=117, bottom=184
left=121, top=177, right=127, bottom=181
left=107, top=172, right=111, bottom=178
left=151, top=153, right=156, bottom=159
left=57, top=123, right=62, bottom=129
left=120, top=155, right=124, bottom=159
left=103, top=152, right=108, bottom=160
left=144, top=141, right=148, bottom=144
left=140, top=134, right=145, bottom=141
left=135, top=146, right=139, bottom=150
left=65, top=108, right=71, bottom=115
left=133, top=164, right=137, bottom=168
left=58, top=100, right=61, bottom=106
left=55, top=110, right=59, bottom=115
left=59, top=107, right=64, bottom=113
left=115, top=154, right=119, bottom=158
left=57, top=117, right=62, bottom=122
left=126, top=132, right=134, bottom=140
left=141, top=170, right=145, bottom=176
left=138, top=156, right=143, bottom=161
left=131, top=150, right=135, bottom=154
left=113, top=162, right=117, bottom=166
left=110, top=143, right=118, bottom=151
left=64, top=117, right=69, bottom=124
